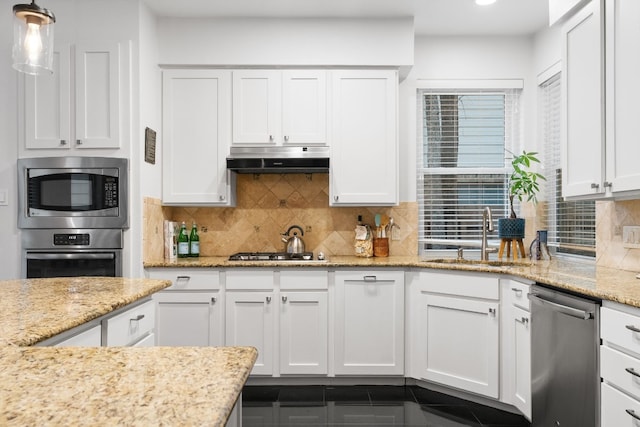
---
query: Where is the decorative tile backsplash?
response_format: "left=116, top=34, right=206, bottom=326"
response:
left=143, top=174, right=418, bottom=261
left=596, top=199, right=640, bottom=271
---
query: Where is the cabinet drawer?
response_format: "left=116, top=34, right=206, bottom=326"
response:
left=280, top=270, right=328, bottom=290
left=504, top=279, right=530, bottom=311
left=602, top=382, right=640, bottom=427
left=147, top=268, right=220, bottom=290
left=226, top=269, right=274, bottom=290
left=105, top=301, right=155, bottom=346
left=55, top=324, right=102, bottom=347
left=602, top=307, right=640, bottom=357
left=419, top=270, right=499, bottom=300
left=602, top=345, right=640, bottom=401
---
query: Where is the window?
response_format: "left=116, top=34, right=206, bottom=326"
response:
left=417, top=86, right=522, bottom=253
left=539, top=73, right=595, bottom=257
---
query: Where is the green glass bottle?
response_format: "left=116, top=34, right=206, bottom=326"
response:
left=189, top=223, right=200, bottom=257
left=177, top=221, right=189, bottom=258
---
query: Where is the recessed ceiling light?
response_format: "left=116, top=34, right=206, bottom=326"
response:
left=476, top=0, right=497, bottom=5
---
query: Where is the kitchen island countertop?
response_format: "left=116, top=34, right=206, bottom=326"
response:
left=0, top=345, right=257, bottom=426
left=145, top=255, right=640, bottom=308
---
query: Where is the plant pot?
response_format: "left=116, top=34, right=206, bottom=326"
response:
left=498, top=218, right=525, bottom=239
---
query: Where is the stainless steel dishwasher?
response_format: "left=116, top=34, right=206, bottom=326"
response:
left=528, top=284, right=601, bottom=427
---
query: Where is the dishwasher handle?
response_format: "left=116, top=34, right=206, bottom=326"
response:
left=528, top=293, right=594, bottom=320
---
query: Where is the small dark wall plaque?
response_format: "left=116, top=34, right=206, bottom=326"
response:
left=145, top=127, right=157, bottom=165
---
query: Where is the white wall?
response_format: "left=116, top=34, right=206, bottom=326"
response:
left=0, top=0, right=20, bottom=279
left=399, top=35, right=537, bottom=203
left=157, top=17, right=414, bottom=68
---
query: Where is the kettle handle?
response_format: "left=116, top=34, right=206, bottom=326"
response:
left=286, top=225, right=304, bottom=236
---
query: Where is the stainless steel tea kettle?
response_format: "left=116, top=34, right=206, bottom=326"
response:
left=281, top=225, right=305, bottom=254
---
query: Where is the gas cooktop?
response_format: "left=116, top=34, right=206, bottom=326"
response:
left=228, top=252, right=317, bottom=261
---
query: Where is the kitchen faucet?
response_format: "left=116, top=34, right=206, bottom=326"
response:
left=481, top=206, right=495, bottom=261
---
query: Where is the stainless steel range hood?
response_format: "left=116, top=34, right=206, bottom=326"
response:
left=226, top=146, right=329, bottom=174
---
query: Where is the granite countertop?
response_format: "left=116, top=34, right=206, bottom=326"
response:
left=145, top=255, right=640, bottom=308
left=0, top=277, right=171, bottom=346
left=0, top=345, right=257, bottom=426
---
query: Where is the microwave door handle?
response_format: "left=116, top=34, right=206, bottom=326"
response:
left=26, top=253, right=115, bottom=260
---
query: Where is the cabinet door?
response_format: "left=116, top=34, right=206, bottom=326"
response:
left=334, top=271, right=404, bottom=375
left=226, top=291, right=275, bottom=376
left=154, top=291, right=222, bottom=346
left=330, top=70, right=398, bottom=206
left=162, top=69, right=233, bottom=205
left=512, top=305, right=531, bottom=420
left=232, top=70, right=280, bottom=144
left=605, top=0, right=640, bottom=195
left=561, top=1, right=606, bottom=198
left=421, top=293, right=500, bottom=398
left=23, top=45, right=71, bottom=150
left=282, top=70, right=327, bottom=145
left=279, top=291, right=328, bottom=375
left=75, top=41, right=121, bottom=149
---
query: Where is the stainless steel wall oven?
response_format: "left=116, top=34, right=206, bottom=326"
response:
left=23, top=229, right=123, bottom=278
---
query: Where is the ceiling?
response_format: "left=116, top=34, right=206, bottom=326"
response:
left=143, top=0, right=550, bottom=36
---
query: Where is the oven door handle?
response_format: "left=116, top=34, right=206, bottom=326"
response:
left=26, top=253, right=116, bottom=260
left=528, top=293, right=594, bottom=320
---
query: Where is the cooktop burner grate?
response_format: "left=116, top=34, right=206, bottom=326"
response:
left=228, top=252, right=315, bottom=261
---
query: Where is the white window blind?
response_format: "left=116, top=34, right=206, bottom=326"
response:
left=417, top=89, right=521, bottom=251
left=540, top=73, right=595, bottom=256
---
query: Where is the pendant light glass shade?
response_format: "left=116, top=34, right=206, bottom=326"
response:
left=12, top=1, right=56, bottom=75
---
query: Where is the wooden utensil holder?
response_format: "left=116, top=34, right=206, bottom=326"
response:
left=373, top=237, right=389, bottom=257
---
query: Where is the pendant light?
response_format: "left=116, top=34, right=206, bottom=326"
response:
left=12, top=1, right=56, bottom=75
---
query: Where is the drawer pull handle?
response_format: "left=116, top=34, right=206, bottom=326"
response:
left=625, top=367, right=640, bottom=379
left=626, top=409, right=640, bottom=421
left=363, top=275, right=377, bottom=282
left=282, top=296, right=287, bottom=303
left=626, top=325, right=640, bottom=333
left=516, top=316, right=529, bottom=325
left=489, top=308, right=497, bottom=317
left=266, top=296, right=272, bottom=303
left=511, top=287, right=523, bottom=296
left=130, top=314, right=145, bottom=322
left=176, top=276, right=190, bottom=283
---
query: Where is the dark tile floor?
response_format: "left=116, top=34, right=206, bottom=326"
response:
left=242, top=385, right=531, bottom=426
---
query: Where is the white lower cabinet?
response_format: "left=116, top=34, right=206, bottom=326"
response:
left=601, top=302, right=640, bottom=426
left=154, top=291, right=222, bottom=346
left=226, top=291, right=275, bottom=376
left=414, top=270, right=500, bottom=399
left=500, top=279, right=532, bottom=420
left=334, top=270, right=404, bottom=375
left=54, top=324, right=102, bottom=347
left=279, top=291, right=328, bottom=375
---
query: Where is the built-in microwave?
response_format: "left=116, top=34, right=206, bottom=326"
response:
left=17, top=157, right=128, bottom=229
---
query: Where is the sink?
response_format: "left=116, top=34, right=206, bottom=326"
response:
left=422, top=258, right=532, bottom=267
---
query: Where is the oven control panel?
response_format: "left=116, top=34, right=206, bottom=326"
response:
left=53, top=233, right=90, bottom=246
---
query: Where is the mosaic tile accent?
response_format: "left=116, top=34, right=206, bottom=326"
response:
left=143, top=174, right=418, bottom=261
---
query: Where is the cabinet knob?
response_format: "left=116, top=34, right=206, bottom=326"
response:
left=604, top=181, right=613, bottom=189
left=282, top=296, right=287, bottom=303
left=211, top=297, right=217, bottom=304
left=60, top=139, right=67, bottom=145
left=488, top=308, right=496, bottom=316
left=76, top=139, right=82, bottom=145
left=284, top=135, right=289, bottom=142
left=334, top=195, right=339, bottom=202
left=266, top=296, right=272, bottom=303
left=219, top=195, right=225, bottom=201
left=590, top=183, right=599, bottom=189
left=516, top=316, right=529, bottom=325
left=269, top=135, right=274, bottom=142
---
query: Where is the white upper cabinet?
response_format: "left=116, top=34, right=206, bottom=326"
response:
left=561, top=1, right=605, bottom=199
left=604, top=0, right=640, bottom=197
left=232, top=70, right=327, bottom=146
left=562, top=0, right=640, bottom=199
left=330, top=70, right=398, bottom=206
left=22, top=41, right=126, bottom=151
left=162, top=69, right=235, bottom=206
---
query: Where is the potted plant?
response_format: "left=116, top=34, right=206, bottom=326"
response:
left=498, top=150, right=545, bottom=239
